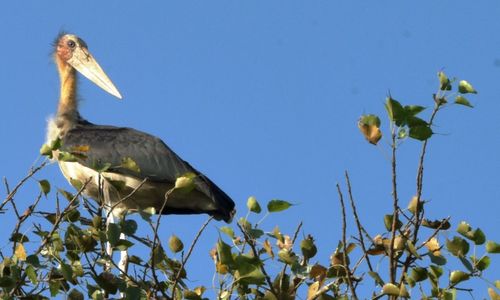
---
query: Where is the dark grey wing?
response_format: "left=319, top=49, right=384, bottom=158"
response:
left=61, top=123, right=235, bottom=221
left=62, top=124, right=192, bottom=181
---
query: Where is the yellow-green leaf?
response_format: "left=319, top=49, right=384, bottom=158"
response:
left=267, top=199, right=292, bottom=212
left=15, top=243, right=27, bottom=261
left=38, top=180, right=51, bottom=196
left=455, top=95, right=473, bottom=108
left=121, top=157, right=141, bottom=173
left=458, top=80, right=477, bottom=94
left=246, top=196, right=261, bottom=213
left=168, top=235, right=184, bottom=253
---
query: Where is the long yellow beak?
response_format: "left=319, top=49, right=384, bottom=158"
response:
left=67, top=46, right=122, bottom=99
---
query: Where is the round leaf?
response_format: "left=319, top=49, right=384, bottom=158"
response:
left=246, top=196, right=261, bottom=213
left=267, top=199, right=292, bottom=213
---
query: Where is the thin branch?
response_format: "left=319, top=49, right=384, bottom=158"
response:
left=345, top=171, right=374, bottom=273
left=388, top=125, right=399, bottom=285
left=336, top=183, right=358, bottom=300
left=150, top=189, right=173, bottom=299
left=0, top=161, right=48, bottom=211
left=172, top=216, right=213, bottom=296
left=413, top=103, right=440, bottom=244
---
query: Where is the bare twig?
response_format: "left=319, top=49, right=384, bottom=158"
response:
left=345, top=171, right=374, bottom=273
left=413, top=103, right=440, bottom=244
left=336, top=183, right=358, bottom=300
left=150, top=189, right=173, bottom=299
left=388, top=126, right=399, bottom=285
left=171, top=216, right=213, bottom=296
left=0, top=161, right=48, bottom=211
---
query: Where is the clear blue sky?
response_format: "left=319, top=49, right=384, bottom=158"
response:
left=1, top=1, right=499, bottom=298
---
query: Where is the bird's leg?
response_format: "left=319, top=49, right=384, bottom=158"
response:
left=105, top=209, right=115, bottom=272
left=102, top=179, right=129, bottom=275
left=118, top=231, right=128, bottom=274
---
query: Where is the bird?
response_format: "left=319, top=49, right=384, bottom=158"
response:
left=46, top=33, right=236, bottom=271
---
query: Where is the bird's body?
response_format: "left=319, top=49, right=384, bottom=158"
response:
left=47, top=33, right=235, bottom=222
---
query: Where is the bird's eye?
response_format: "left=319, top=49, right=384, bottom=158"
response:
left=67, top=40, right=76, bottom=48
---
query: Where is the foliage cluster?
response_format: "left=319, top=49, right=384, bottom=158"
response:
left=0, top=72, right=498, bottom=299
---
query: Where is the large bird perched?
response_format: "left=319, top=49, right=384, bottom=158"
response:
left=46, top=33, right=235, bottom=225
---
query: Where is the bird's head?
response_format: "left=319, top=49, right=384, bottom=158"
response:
left=54, top=33, right=122, bottom=99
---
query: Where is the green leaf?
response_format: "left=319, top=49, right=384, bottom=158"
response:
left=168, top=235, right=184, bottom=253
left=301, top=236, right=318, bottom=259
left=91, top=161, right=112, bottom=173
left=125, top=286, right=142, bottom=299
left=128, top=255, right=143, bottom=265
left=40, top=143, right=53, bottom=157
left=385, top=97, right=406, bottom=126
left=68, top=288, right=84, bottom=300
left=429, top=252, right=447, bottom=265
left=455, top=96, right=473, bottom=108
left=174, top=172, right=196, bottom=192
left=486, top=241, right=500, bottom=253
left=495, top=280, right=500, bottom=289
left=247, top=196, right=262, bottom=213
left=438, top=71, right=452, bottom=91
left=267, top=199, right=292, bottom=212
left=60, top=262, right=73, bottom=282
left=234, top=255, right=266, bottom=285
left=10, top=233, right=29, bottom=243
left=429, top=265, right=443, bottom=278
left=0, top=276, right=15, bottom=288
left=458, top=256, right=474, bottom=272
left=115, top=239, right=134, bottom=251
left=457, top=222, right=485, bottom=245
left=120, top=157, right=141, bottom=173
left=446, top=237, right=470, bottom=257
left=397, top=127, right=408, bottom=139
left=69, top=178, right=83, bottom=190
left=368, top=271, right=384, bottom=286
left=38, top=180, right=51, bottom=195
left=217, top=239, right=234, bottom=266
left=58, top=189, right=75, bottom=202
left=26, top=255, right=41, bottom=267
left=404, top=105, right=426, bottom=116
left=139, top=207, right=156, bottom=221
left=458, top=80, right=477, bottom=94
left=248, top=228, right=264, bottom=239
left=58, top=151, right=79, bottom=162
left=449, top=270, right=470, bottom=284
left=49, top=279, right=60, bottom=297
left=472, top=255, right=490, bottom=271
left=406, top=240, right=421, bottom=259
left=382, top=283, right=400, bottom=296
left=409, top=125, right=433, bottom=141
left=219, top=226, right=235, bottom=239
left=422, top=218, right=451, bottom=230
left=384, top=214, right=402, bottom=231
left=95, top=272, right=119, bottom=295
left=411, top=267, right=428, bottom=282
left=25, top=265, right=37, bottom=284
left=406, top=116, right=428, bottom=127
left=107, top=223, right=121, bottom=247
left=120, top=219, right=138, bottom=236
left=278, top=249, right=298, bottom=265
